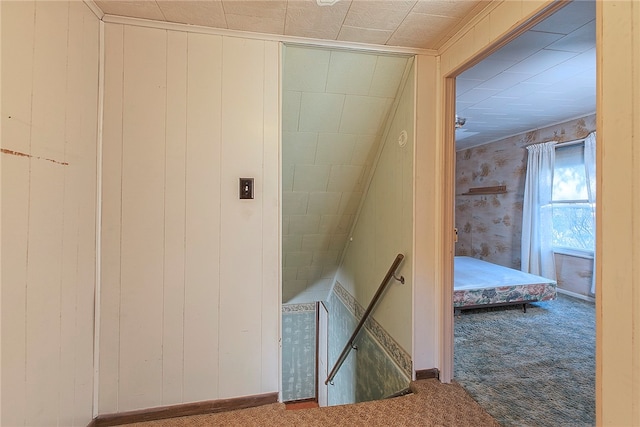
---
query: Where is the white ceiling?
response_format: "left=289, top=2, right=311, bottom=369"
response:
left=94, top=0, right=489, bottom=50
left=455, top=0, right=596, bottom=150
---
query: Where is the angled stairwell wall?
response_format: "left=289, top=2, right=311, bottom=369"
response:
left=328, top=62, right=415, bottom=405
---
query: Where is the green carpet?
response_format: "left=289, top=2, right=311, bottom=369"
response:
left=454, top=294, right=595, bottom=427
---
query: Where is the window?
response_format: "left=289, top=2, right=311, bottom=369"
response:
left=551, top=143, right=595, bottom=253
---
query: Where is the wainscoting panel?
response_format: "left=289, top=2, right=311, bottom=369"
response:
left=327, top=284, right=410, bottom=405
left=282, top=303, right=317, bottom=402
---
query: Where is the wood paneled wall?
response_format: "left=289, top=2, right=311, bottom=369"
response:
left=99, top=24, right=280, bottom=413
left=597, top=1, right=640, bottom=424
left=1, top=1, right=100, bottom=425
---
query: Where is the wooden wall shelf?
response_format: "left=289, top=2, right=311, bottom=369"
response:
left=461, top=185, right=507, bottom=195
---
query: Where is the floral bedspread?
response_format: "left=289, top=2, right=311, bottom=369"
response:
left=454, top=282, right=557, bottom=308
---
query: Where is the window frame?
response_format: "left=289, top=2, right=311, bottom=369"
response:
left=550, top=141, right=595, bottom=257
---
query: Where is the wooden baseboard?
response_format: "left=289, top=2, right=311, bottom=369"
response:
left=90, top=392, right=278, bottom=427
left=415, top=368, right=440, bottom=380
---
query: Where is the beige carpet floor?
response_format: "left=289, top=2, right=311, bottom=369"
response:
left=119, top=379, right=500, bottom=427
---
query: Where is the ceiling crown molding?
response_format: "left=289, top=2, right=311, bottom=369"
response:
left=96, top=11, right=437, bottom=56
left=83, top=0, right=105, bottom=20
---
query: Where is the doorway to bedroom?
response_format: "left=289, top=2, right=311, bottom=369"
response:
left=451, top=1, right=596, bottom=425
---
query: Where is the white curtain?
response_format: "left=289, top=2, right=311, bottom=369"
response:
left=521, top=141, right=556, bottom=280
left=584, top=132, right=597, bottom=295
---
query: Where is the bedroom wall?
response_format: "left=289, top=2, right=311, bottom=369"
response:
left=455, top=114, right=596, bottom=296
left=99, top=23, right=279, bottom=413
left=1, top=1, right=100, bottom=425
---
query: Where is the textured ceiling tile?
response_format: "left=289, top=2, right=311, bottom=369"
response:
left=311, top=250, right=340, bottom=266
left=326, top=50, right=377, bottom=95
left=157, top=1, right=227, bottom=28
left=221, top=0, right=286, bottom=33
left=288, top=214, right=321, bottom=235
left=282, top=91, right=301, bottom=132
left=283, top=46, right=331, bottom=92
left=221, top=0, right=286, bottom=19
left=282, top=191, right=309, bottom=215
left=307, top=192, right=342, bottom=215
left=321, top=264, right=338, bottom=278
left=317, top=215, right=341, bottom=235
left=301, top=235, right=330, bottom=252
left=284, top=0, right=351, bottom=40
left=282, top=235, right=302, bottom=253
left=315, top=133, right=357, bottom=165
left=293, top=164, right=331, bottom=192
left=369, top=55, right=408, bottom=97
left=296, top=265, right=324, bottom=281
left=285, top=251, right=313, bottom=267
left=328, top=233, right=349, bottom=251
left=337, top=26, right=393, bottom=45
left=344, top=0, right=416, bottom=31
left=339, top=95, right=391, bottom=134
left=351, top=134, right=378, bottom=165
left=96, top=0, right=166, bottom=20
left=327, top=165, right=366, bottom=192
left=411, top=0, right=482, bottom=18
left=225, top=13, right=285, bottom=34
left=299, top=92, right=345, bottom=133
left=282, top=266, right=299, bottom=280
left=388, top=12, right=457, bottom=49
left=338, top=191, right=362, bottom=215
left=282, top=131, right=318, bottom=165
left=282, top=163, right=295, bottom=192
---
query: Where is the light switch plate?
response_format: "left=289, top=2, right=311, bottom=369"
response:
left=239, top=178, right=254, bottom=199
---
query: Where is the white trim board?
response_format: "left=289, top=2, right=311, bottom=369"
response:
left=101, top=14, right=437, bottom=57
left=557, top=288, right=595, bottom=304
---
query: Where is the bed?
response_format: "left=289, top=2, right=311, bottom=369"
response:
left=454, top=256, right=557, bottom=311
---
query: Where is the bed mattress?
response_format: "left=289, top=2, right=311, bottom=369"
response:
left=454, top=256, right=557, bottom=308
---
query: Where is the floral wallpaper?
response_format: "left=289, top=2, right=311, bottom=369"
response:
left=455, top=114, right=596, bottom=296
left=282, top=303, right=316, bottom=402
left=327, top=283, right=410, bottom=405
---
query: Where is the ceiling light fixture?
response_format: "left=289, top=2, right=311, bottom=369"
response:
left=316, top=0, right=340, bottom=5
left=455, top=115, right=466, bottom=129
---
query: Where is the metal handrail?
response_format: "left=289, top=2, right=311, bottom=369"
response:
left=325, top=253, right=405, bottom=385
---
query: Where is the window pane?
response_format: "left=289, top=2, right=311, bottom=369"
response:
left=552, top=203, right=595, bottom=251
left=553, top=144, right=588, bottom=200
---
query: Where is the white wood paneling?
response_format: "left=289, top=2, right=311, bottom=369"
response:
left=182, top=32, right=222, bottom=403
left=100, top=24, right=280, bottom=412
left=162, top=30, right=188, bottom=406
left=118, top=24, right=167, bottom=411
left=219, top=37, right=266, bottom=398
left=30, top=1, right=68, bottom=161
left=0, top=157, right=30, bottom=426
left=1, top=1, right=99, bottom=425
left=261, top=40, right=281, bottom=393
left=72, top=4, right=101, bottom=420
left=26, top=162, right=64, bottom=426
left=1, top=0, right=35, bottom=154
left=99, top=22, right=124, bottom=414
